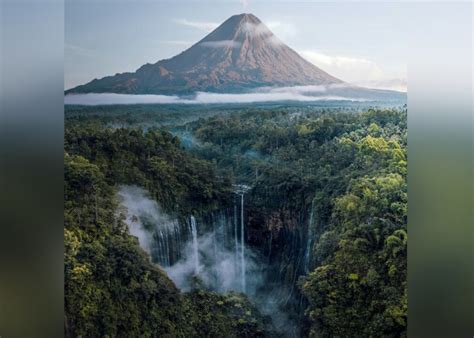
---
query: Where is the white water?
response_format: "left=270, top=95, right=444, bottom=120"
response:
left=119, top=185, right=300, bottom=335
left=119, top=185, right=268, bottom=297
left=240, top=193, right=246, bottom=293
left=234, top=204, right=239, bottom=267
left=118, top=185, right=188, bottom=267
left=233, top=184, right=250, bottom=293
left=190, top=216, right=200, bottom=275
left=304, top=199, right=315, bottom=273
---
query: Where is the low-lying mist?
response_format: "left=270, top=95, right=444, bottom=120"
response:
left=117, top=185, right=263, bottom=295
left=166, top=231, right=264, bottom=295
left=64, top=84, right=373, bottom=106
left=117, top=185, right=177, bottom=255
left=117, top=185, right=300, bottom=336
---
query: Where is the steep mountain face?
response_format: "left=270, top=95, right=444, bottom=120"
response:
left=66, top=13, right=343, bottom=94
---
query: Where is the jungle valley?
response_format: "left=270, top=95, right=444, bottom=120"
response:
left=64, top=102, right=407, bottom=337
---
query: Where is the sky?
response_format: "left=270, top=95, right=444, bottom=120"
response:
left=65, top=0, right=411, bottom=92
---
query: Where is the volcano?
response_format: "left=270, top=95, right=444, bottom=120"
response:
left=66, top=13, right=349, bottom=95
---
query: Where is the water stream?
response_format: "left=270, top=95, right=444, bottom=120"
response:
left=240, top=192, right=246, bottom=292
left=304, top=198, right=316, bottom=273
left=190, top=215, right=200, bottom=274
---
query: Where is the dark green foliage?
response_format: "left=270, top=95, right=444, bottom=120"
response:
left=65, top=104, right=407, bottom=337
left=298, top=110, right=407, bottom=337
left=301, top=227, right=407, bottom=338
left=187, top=107, right=407, bottom=336
left=65, top=126, right=232, bottom=215
left=65, top=153, right=191, bottom=337
left=64, top=154, right=195, bottom=337
left=64, top=143, right=267, bottom=337
left=184, top=290, right=269, bottom=337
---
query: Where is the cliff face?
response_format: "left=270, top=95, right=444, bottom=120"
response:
left=66, top=13, right=342, bottom=95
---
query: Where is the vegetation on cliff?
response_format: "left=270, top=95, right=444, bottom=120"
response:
left=64, top=133, right=267, bottom=337
left=64, top=105, right=407, bottom=337
left=187, top=107, right=407, bottom=336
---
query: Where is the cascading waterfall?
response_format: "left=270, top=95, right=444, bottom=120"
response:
left=304, top=198, right=316, bottom=273
left=233, top=184, right=250, bottom=292
left=190, top=215, right=200, bottom=274
left=234, top=204, right=239, bottom=264
left=120, top=184, right=300, bottom=335
left=240, top=192, right=246, bottom=293
left=121, top=184, right=273, bottom=296
left=149, top=219, right=186, bottom=268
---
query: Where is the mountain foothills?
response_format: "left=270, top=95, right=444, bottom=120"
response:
left=65, top=103, right=407, bottom=337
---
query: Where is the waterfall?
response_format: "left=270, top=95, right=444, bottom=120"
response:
left=304, top=199, right=315, bottom=273
left=190, top=216, right=200, bottom=274
left=211, top=215, right=217, bottom=262
left=119, top=184, right=301, bottom=334
left=234, top=204, right=239, bottom=262
left=240, top=192, right=246, bottom=293
left=233, top=183, right=250, bottom=293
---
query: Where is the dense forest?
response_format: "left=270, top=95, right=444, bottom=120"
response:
left=64, top=133, right=270, bottom=336
left=65, top=104, right=407, bottom=337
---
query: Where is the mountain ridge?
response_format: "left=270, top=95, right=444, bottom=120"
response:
left=66, top=13, right=346, bottom=95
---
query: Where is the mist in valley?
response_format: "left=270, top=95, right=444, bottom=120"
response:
left=64, top=85, right=383, bottom=106
left=117, top=184, right=300, bottom=336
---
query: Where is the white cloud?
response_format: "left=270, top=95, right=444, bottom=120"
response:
left=65, top=93, right=183, bottom=105
left=265, top=35, right=283, bottom=46
left=200, top=40, right=242, bottom=48
left=242, top=22, right=270, bottom=36
left=191, top=91, right=360, bottom=104
left=174, top=18, right=219, bottom=32
left=299, top=50, right=407, bottom=91
left=300, top=50, right=384, bottom=83
left=239, top=0, right=249, bottom=9
left=239, top=20, right=296, bottom=48
left=355, top=78, right=407, bottom=92
left=265, top=21, right=297, bottom=40
left=265, top=21, right=281, bottom=30
left=64, top=87, right=371, bottom=106
left=256, top=84, right=346, bottom=94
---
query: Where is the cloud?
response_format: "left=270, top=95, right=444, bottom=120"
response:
left=300, top=50, right=384, bottom=83
left=239, top=0, right=249, bottom=9
left=65, top=93, right=183, bottom=105
left=265, top=21, right=281, bottom=30
left=64, top=86, right=371, bottom=106
left=265, top=35, right=284, bottom=47
left=265, top=21, right=297, bottom=40
left=256, top=84, right=347, bottom=94
left=300, top=50, right=408, bottom=92
left=200, top=40, right=242, bottom=48
left=242, top=21, right=273, bottom=37
left=191, top=91, right=338, bottom=104
left=239, top=21, right=296, bottom=48
left=174, top=18, right=219, bottom=32
left=355, top=78, right=407, bottom=92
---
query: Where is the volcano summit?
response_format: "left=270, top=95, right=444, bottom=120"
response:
left=66, top=13, right=348, bottom=95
